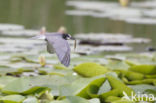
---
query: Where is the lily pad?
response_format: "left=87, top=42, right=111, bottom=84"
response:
left=73, top=62, right=108, bottom=77
left=60, top=75, right=106, bottom=98
left=98, top=80, right=111, bottom=95
left=50, top=96, right=100, bottom=103
left=106, top=59, right=130, bottom=70
left=2, top=77, right=49, bottom=95
left=0, top=76, right=17, bottom=89
left=129, top=65, right=156, bottom=75
left=0, top=95, right=25, bottom=103
left=23, top=97, right=38, bottom=103
left=129, top=84, right=156, bottom=94
left=106, top=76, right=134, bottom=96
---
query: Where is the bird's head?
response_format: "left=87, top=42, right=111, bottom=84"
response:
left=62, top=33, right=77, bottom=50
left=58, top=26, right=76, bottom=50
left=62, top=33, right=74, bottom=40
left=58, top=26, right=75, bottom=40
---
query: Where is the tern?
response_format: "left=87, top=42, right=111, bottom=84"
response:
left=32, top=27, right=76, bottom=67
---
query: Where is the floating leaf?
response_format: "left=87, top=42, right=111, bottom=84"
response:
left=88, top=98, right=100, bottom=103
left=2, top=77, right=49, bottom=95
left=106, top=60, right=130, bottom=70
left=60, top=75, right=106, bottom=98
left=98, top=80, right=111, bottom=95
left=0, top=76, right=17, bottom=89
left=0, top=66, right=18, bottom=75
left=105, top=96, right=121, bottom=103
left=129, top=84, right=156, bottom=94
left=0, top=95, right=25, bottom=103
left=129, top=65, right=156, bottom=75
left=23, top=96, right=38, bottom=103
left=73, top=62, right=108, bottom=77
left=145, top=89, right=156, bottom=97
left=87, top=85, right=99, bottom=98
left=50, top=96, right=99, bottom=103
left=106, top=76, right=134, bottom=96
left=117, top=70, right=144, bottom=81
left=53, top=64, right=68, bottom=70
left=112, top=99, right=135, bottom=103
left=100, top=89, right=121, bottom=102
left=10, top=55, right=38, bottom=63
left=28, top=75, right=71, bottom=96
left=126, top=79, right=155, bottom=85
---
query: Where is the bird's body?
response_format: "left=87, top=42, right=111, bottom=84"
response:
left=32, top=28, right=75, bottom=67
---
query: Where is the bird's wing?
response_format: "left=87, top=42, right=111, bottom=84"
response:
left=31, top=35, right=46, bottom=40
left=46, top=35, right=70, bottom=67
left=46, top=41, right=55, bottom=54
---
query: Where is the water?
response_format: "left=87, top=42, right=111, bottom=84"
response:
left=0, top=0, right=155, bottom=50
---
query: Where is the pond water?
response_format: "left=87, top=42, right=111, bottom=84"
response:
left=0, top=0, right=155, bottom=52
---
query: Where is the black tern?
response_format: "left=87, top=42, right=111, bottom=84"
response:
left=32, top=27, right=76, bottom=67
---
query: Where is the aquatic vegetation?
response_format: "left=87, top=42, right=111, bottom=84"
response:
left=0, top=26, right=155, bottom=102
left=73, top=62, right=108, bottom=77
left=0, top=51, right=155, bottom=103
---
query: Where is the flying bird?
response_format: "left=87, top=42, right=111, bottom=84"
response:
left=31, top=27, right=76, bottom=67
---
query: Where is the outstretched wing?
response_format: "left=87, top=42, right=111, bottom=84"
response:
left=46, top=34, right=70, bottom=67
left=46, top=41, right=55, bottom=54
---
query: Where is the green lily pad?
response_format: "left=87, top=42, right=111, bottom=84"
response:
left=53, top=64, right=68, bottom=70
left=129, top=65, right=156, bottom=75
left=112, top=99, right=135, bottom=103
left=126, top=79, right=155, bottom=85
left=87, top=85, right=99, bottom=98
left=89, top=98, right=100, bottom=103
left=73, top=62, right=108, bottom=77
left=105, top=96, right=121, bottom=103
left=117, top=70, right=144, bottom=81
left=0, top=95, right=25, bottom=103
left=66, top=96, right=90, bottom=103
left=28, top=75, right=71, bottom=96
left=2, top=77, right=49, bottom=95
left=106, top=60, right=130, bottom=70
left=23, top=97, right=38, bottom=103
left=153, top=80, right=156, bottom=86
left=100, top=89, right=121, bottom=102
left=60, top=75, right=106, bottom=98
left=106, top=76, right=134, bottom=96
left=124, top=54, right=155, bottom=65
left=50, top=96, right=100, bottom=103
left=145, top=89, right=156, bottom=97
left=10, top=55, right=38, bottom=63
left=129, top=84, right=156, bottom=94
left=0, top=76, right=17, bottom=89
left=0, top=65, right=18, bottom=75
left=98, top=80, right=111, bottom=95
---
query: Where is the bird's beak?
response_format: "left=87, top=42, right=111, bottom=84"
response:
left=70, top=37, right=77, bottom=51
